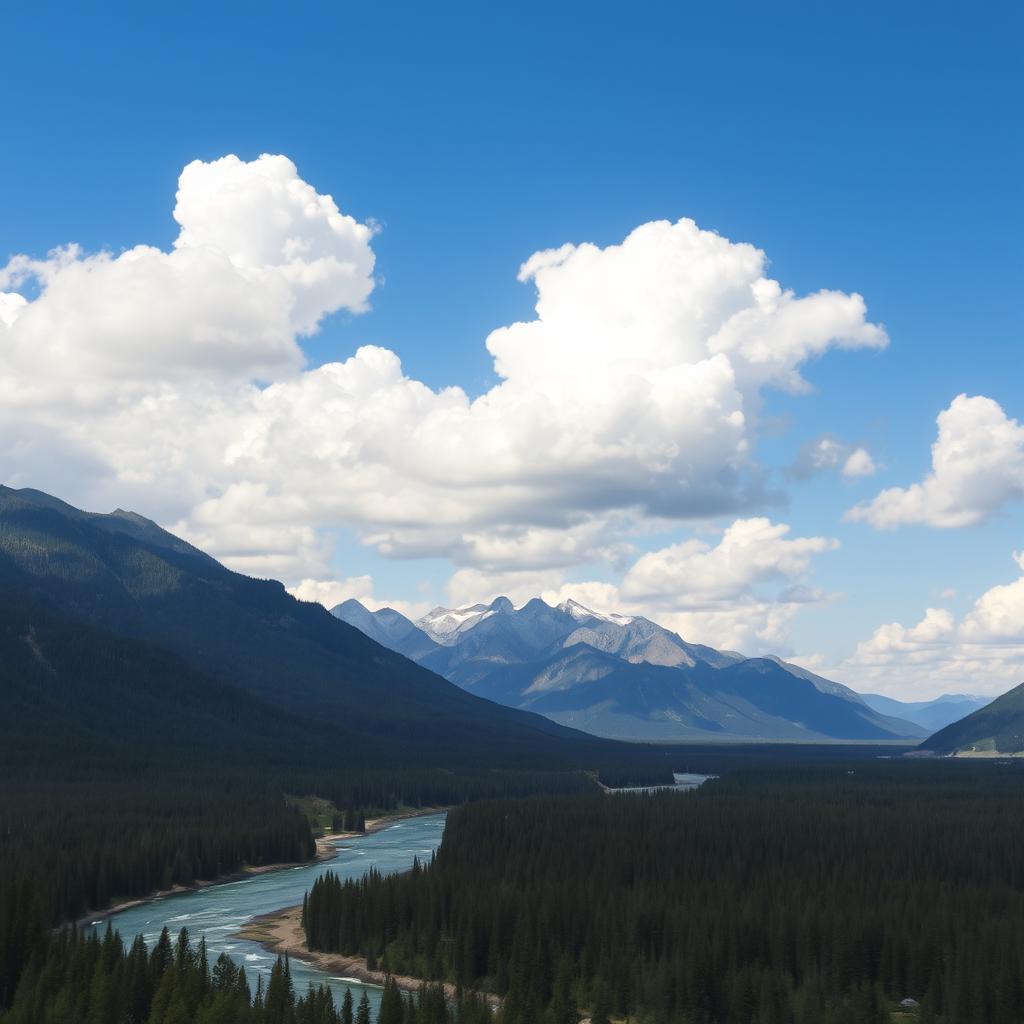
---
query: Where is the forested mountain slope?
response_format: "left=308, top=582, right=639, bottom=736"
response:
left=920, top=682, right=1024, bottom=754
left=0, top=596, right=342, bottom=775
left=0, top=486, right=606, bottom=767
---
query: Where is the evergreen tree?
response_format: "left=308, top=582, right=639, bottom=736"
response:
left=379, top=978, right=404, bottom=1024
left=356, top=990, right=372, bottom=1024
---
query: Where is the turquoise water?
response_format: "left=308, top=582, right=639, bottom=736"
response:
left=91, top=813, right=447, bottom=1012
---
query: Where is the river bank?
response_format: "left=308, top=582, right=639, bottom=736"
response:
left=78, top=806, right=446, bottom=929
left=239, top=904, right=466, bottom=999
left=238, top=809, right=498, bottom=1005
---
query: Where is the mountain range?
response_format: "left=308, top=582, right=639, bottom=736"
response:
left=4, top=484, right=1002, bottom=768
left=860, top=692, right=991, bottom=733
left=334, top=597, right=930, bottom=742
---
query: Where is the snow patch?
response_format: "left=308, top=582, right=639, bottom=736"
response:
left=557, top=598, right=634, bottom=625
left=416, top=604, right=495, bottom=644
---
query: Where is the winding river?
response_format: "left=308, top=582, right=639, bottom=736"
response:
left=90, top=775, right=713, bottom=1011
left=90, top=813, right=447, bottom=1012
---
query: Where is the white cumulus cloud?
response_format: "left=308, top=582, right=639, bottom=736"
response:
left=837, top=553, right=1024, bottom=699
left=620, top=517, right=837, bottom=606
left=0, top=157, right=886, bottom=589
left=842, top=447, right=876, bottom=478
left=0, top=155, right=375, bottom=395
left=789, top=435, right=877, bottom=480
left=848, top=395, right=1024, bottom=528
left=960, top=552, right=1024, bottom=642
left=456, top=517, right=839, bottom=655
left=288, top=575, right=432, bottom=621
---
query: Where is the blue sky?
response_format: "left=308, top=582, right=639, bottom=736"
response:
left=2, top=1, right=1022, bottom=697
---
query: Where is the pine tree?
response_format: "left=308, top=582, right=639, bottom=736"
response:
left=379, top=977, right=405, bottom=1024
left=150, top=927, right=174, bottom=981
left=236, top=965, right=252, bottom=1005
left=265, top=954, right=295, bottom=1024
left=356, top=990, right=372, bottom=1024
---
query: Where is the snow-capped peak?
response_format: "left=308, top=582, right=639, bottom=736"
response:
left=557, top=598, right=634, bottom=625
left=416, top=603, right=496, bottom=644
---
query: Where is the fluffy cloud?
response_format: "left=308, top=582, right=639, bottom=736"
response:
left=620, top=517, right=837, bottom=606
left=543, top=582, right=817, bottom=655
left=838, top=553, right=1024, bottom=699
left=960, top=552, right=1024, bottom=642
left=289, top=575, right=376, bottom=609
left=842, top=448, right=876, bottom=478
left=1, top=156, right=886, bottom=586
left=848, top=395, right=1024, bottom=528
left=855, top=607, right=957, bottom=657
left=452, top=517, right=838, bottom=654
left=656, top=602, right=808, bottom=654
left=173, top=155, right=376, bottom=333
left=288, top=575, right=432, bottom=620
left=449, top=568, right=570, bottom=609
left=789, top=435, right=877, bottom=480
left=0, top=155, right=375, bottom=395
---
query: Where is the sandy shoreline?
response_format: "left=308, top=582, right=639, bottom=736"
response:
left=239, top=904, right=472, bottom=999
left=77, top=806, right=446, bottom=929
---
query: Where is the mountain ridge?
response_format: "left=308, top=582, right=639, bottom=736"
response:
left=0, top=486, right=621, bottom=771
left=334, top=596, right=927, bottom=742
left=861, top=692, right=991, bottom=733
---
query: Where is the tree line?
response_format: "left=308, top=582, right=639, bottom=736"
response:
left=0, top=924, right=492, bottom=1024
left=303, top=762, right=1024, bottom=1024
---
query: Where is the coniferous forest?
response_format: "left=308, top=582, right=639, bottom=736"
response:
left=304, top=762, right=1024, bottom=1024
left=1, top=923, right=492, bottom=1024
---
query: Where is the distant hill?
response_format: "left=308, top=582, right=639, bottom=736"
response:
left=861, top=692, right=991, bottom=733
left=919, top=683, right=1024, bottom=754
left=0, top=486, right=623, bottom=774
left=334, top=597, right=925, bottom=743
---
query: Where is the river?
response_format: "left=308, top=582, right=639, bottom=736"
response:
left=90, top=812, right=447, bottom=1013
left=91, top=776, right=714, bottom=1010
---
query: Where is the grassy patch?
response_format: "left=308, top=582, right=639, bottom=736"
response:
left=285, top=794, right=340, bottom=834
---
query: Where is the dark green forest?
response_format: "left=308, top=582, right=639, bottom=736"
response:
left=1, top=924, right=492, bottom=1024
left=304, top=762, right=1024, bottom=1024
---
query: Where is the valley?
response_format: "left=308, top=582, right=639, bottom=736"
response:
left=1, top=488, right=1021, bottom=1024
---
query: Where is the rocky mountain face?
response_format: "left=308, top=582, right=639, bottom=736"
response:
left=334, top=596, right=927, bottom=743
